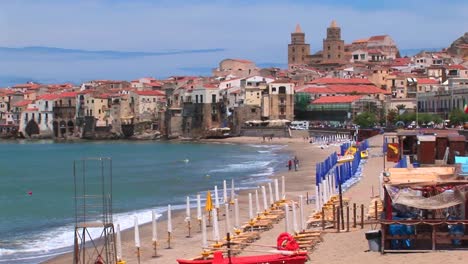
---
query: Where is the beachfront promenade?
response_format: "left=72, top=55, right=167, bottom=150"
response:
left=47, top=135, right=467, bottom=263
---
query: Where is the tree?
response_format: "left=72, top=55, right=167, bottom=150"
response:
left=353, top=111, right=377, bottom=128
left=386, top=109, right=398, bottom=124
left=449, top=109, right=468, bottom=125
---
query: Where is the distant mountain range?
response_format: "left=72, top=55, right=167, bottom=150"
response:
left=399, top=48, right=443, bottom=57
left=0, top=46, right=226, bottom=59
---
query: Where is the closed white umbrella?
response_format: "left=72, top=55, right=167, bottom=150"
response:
left=292, top=200, right=298, bottom=234
left=248, top=193, right=254, bottom=220
left=261, top=186, right=268, bottom=212
left=197, top=194, right=202, bottom=220
left=186, top=196, right=191, bottom=219
left=281, top=176, right=286, bottom=200
left=134, top=216, right=141, bottom=263
left=214, top=186, right=220, bottom=209
left=268, top=182, right=274, bottom=207
left=201, top=214, right=208, bottom=248
left=116, top=224, right=122, bottom=261
left=284, top=203, right=289, bottom=233
left=223, top=180, right=228, bottom=203
left=299, top=195, right=305, bottom=232
left=167, top=204, right=172, bottom=248
left=255, top=189, right=261, bottom=216
left=234, top=198, right=240, bottom=229
left=152, top=210, right=158, bottom=257
left=212, top=208, right=220, bottom=243
left=274, top=179, right=280, bottom=202
left=230, top=179, right=235, bottom=203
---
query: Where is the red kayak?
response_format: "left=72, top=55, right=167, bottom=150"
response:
left=177, top=251, right=308, bottom=264
left=177, top=233, right=308, bottom=264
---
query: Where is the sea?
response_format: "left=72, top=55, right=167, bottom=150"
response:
left=0, top=140, right=289, bottom=264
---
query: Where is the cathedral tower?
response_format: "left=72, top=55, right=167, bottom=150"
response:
left=288, top=24, right=310, bottom=66
left=322, top=20, right=345, bottom=64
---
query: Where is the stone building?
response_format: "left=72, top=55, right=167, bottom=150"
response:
left=288, top=24, right=311, bottom=66
left=212, top=59, right=258, bottom=78
left=262, top=80, right=295, bottom=121
left=321, top=20, right=346, bottom=65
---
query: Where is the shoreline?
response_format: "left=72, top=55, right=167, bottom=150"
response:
left=44, top=136, right=338, bottom=263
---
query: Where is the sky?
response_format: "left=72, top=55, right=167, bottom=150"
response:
left=0, top=0, right=467, bottom=85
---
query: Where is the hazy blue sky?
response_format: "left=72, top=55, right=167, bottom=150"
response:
left=0, top=0, right=467, bottom=85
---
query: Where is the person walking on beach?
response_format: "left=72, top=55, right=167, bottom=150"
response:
left=294, top=156, right=299, bottom=171
left=288, top=160, right=292, bottom=171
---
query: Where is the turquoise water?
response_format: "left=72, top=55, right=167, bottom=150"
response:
left=0, top=140, right=287, bottom=263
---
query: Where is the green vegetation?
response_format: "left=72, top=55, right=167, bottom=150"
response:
left=449, top=109, right=468, bottom=125
left=354, top=111, right=377, bottom=128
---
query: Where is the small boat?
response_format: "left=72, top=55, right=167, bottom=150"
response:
left=177, top=251, right=308, bottom=264
left=360, top=150, right=369, bottom=159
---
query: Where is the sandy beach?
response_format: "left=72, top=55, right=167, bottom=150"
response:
left=45, top=135, right=467, bottom=264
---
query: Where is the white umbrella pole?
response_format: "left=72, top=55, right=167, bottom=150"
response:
left=284, top=203, right=289, bottom=233
left=152, top=210, right=158, bottom=257
left=248, top=193, right=254, bottom=220
left=116, top=223, right=122, bottom=261
left=281, top=176, right=286, bottom=201
left=223, top=180, right=228, bottom=203
left=234, top=198, right=240, bottom=229
left=197, top=194, right=202, bottom=231
left=186, top=196, right=191, bottom=237
left=134, top=216, right=141, bottom=264
left=225, top=203, right=231, bottom=236
left=299, top=195, right=305, bottom=232
left=292, top=199, right=298, bottom=234
left=274, top=179, right=280, bottom=202
left=268, top=182, right=274, bottom=207
left=255, top=189, right=261, bottom=217
left=261, top=186, right=268, bottom=213
left=167, top=204, right=172, bottom=249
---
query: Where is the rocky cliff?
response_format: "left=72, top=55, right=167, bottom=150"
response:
left=447, top=32, right=468, bottom=56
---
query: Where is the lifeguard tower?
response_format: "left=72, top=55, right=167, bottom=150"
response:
left=73, top=157, right=116, bottom=264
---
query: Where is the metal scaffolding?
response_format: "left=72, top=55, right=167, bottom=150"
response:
left=73, top=157, right=116, bottom=264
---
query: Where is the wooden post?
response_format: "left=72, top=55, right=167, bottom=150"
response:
left=167, top=231, right=171, bottom=249
left=306, top=192, right=309, bottom=205
left=353, top=203, right=357, bottom=228
left=360, top=204, right=364, bottom=229
left=346, top=206, right=350, bottom=232
left=374, top=200, right=378, bottom=221
left=332, top=204, right=336, bottom=228
left=380, top=223, right=385, bottom=254
left=336, top=206, right=341, bottom=233
left=321, top=207, right=325, bottom=230
left=432, top=225, right=436, bottom=251
left=137, top=247, right=141, bottom=264
left=187, top=220, right=191, bottom=238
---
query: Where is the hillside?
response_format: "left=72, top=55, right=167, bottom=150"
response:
left=447, top=32, right=468, bottom=57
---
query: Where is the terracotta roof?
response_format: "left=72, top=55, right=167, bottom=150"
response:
left=300, top=87, right=333, bottom=94
left=368, top=35, right=387, bottom=41
left=59, top=92, right=78, bottom=98
left=367, top=49, right=383, bottom=55
left=352, top=38, right=369, bottom=44
left=326, top=84, right=388, bottom=94
left=271, top=79, right=292, bottom=84
left=13, top=100, right=33, bottom=107
left=135, top=90, right=165, bottom=96
left=37, top=94, right=60, bottom=100
left=447, top=64, right=466, bottom=70
left=417, top=78, right=439, bottom=85
left=307, top=78, right=372, bottom=85
left=230, top=58, right=253, bottom=64
left=312, top=95, right=363, bottom=104
left=203, top=84, right=219, bottom=89
left=26, top=107, right=39, bottom=111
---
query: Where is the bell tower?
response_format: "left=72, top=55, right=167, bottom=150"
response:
left=322, top=20, right=345, bottom=64
left=288, top=24, right=310, bottom=67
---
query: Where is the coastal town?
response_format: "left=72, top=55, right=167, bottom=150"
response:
left=1, top=22, right=467, bottom=140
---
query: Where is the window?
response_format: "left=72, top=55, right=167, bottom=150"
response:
left=212, top=94, right=216, bottom=103
left=251, top=108, right=256, bottom=113
left=200, top=95, right=203, bottom=103
left=302, top=47, right=305, bottom=52
left=327, top=46, right=330, bottom=50
left=292, top=48, right=295, bottom=52
left=360, top=54, right=365, bottom=60
left=195, top=95, right=199, bottom=103
left=327, top=54, right=331, bottom=59
left=292, top=56, right=295, bottom=62
left=99, top=109, right=101, bottom=114
left=338, top=46, right=341, bottom=50
left=153, top=98, right=156, bottom=102
left=25, top=113, right=28, bottom=122
left=400, top=81, right=404, bottom=85
left=68, top=99, right=71, bottom=106
left=90, top=110, right=93, bottom=116
left=272, top=87, right=276, bottom=92
left=353, top=55, right=359, bottom=60
left=338, top=54, right=341, bottom=58
left=91, top=100, right=94, bottom=104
